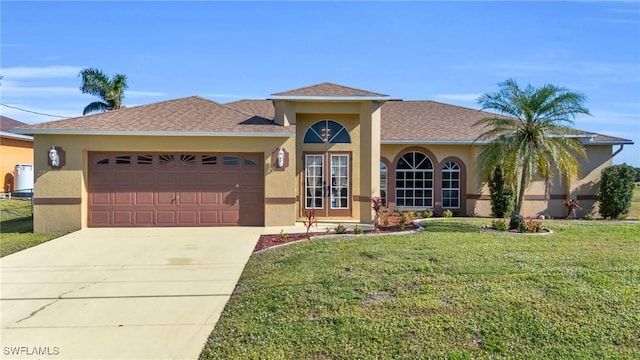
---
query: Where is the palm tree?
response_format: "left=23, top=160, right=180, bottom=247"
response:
left=474, top=79, right=590, bottom=221
left=78, top=68, right=128, bottom=115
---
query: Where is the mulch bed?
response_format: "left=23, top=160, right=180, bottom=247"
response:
left=254, top=216, right=419, bottom=252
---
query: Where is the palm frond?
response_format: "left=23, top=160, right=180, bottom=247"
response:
left=82, top=101, right=110, bottom=115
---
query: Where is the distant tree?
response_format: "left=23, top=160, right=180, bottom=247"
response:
left=598, top=164, right=637, bottom=219
left=474, top=79, right=590, bottom=228
left=635, top=167, right=640, bottom=183
left=79, top=68, right=128, bottom=115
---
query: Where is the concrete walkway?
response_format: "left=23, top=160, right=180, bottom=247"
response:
left=0, top=227, right=263, bottom=360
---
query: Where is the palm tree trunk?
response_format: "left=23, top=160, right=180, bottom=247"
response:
left=515, top=166, right=529, bottom=216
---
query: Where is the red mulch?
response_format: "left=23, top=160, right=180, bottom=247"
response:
left=254, top=215, right=419, bottom=252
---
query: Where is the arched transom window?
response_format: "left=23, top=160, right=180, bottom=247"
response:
left=303, top=120, right=351, bottom=144
left=395, top=151, right=433, bottom=208
left=442, top=161, right=460, bottom=208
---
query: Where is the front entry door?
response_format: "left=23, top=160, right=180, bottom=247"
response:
left=304, top=153, right=350, bottom=217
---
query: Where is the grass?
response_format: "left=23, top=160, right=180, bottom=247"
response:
left=201, top=219, right=640, bottom=359
left=1, top=198, right=66, bottom=257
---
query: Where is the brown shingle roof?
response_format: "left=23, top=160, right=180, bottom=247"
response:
left=380, top=100, right=492, bottom=142
left=225, top=99, right=275, bottom=120
left=15, top=96, right=293, bottom=135
left=271, top=82, right=388, bottom=97
left=1, top=116, right=28, bottom=132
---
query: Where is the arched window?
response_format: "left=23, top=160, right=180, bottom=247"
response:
left=395, top=151, right=433, bottom=208
left=442, top=162, right=460, bottom=208
left=380, top=162, right=387, bottom=206
left=303, top=120, right=351, bottom=144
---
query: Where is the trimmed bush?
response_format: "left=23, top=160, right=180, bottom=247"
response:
left=442, top=209, right=453, bottom=218
left=488, top=167, right=514, bottom=218
left=598, top=164, right=638, bottom=219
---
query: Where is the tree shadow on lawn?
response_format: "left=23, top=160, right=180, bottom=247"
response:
left=0, top=217, right=33, bottom=233
left=420, top=219, right=482, bottom=234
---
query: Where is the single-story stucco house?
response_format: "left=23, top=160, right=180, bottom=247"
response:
left=14, top=82, right=633, bottom=232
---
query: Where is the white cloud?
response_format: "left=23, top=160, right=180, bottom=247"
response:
left=1, top=65, right=82, bottom=79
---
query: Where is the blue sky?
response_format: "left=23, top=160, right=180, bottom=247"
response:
left=1, top=1, right=639, bottom=166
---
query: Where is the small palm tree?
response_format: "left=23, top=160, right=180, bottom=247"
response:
left=79, top=68, right=128, bottom=115
left=474, top=78, right=590, bottom=220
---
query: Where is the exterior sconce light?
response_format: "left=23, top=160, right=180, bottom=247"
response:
left=277, top=148, right=285, bottom=168
left=49, top=146, right=60, bottom=167
left=47, top=146, right=65, bottom=169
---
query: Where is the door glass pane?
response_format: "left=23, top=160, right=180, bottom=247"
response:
left=330, top=155, right=349, bottom=209
left=305, top=155, right=323, bottom=209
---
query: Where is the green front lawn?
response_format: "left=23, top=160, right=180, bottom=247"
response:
left=201, top=219, right=640, bottom=359
left=1, top=198, right=66, bottom=257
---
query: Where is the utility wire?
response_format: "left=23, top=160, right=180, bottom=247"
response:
left=1, top=103, right=67, bottom=118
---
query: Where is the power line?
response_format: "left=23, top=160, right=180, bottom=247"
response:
left=1, top=103, right=68, bottom=118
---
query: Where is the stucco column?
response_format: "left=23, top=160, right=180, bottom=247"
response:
left=359, top=101, right=382, bottom=223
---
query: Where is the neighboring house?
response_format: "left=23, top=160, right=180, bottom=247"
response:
left=0, top=116, right=34, bottom=193
left=14, top=83, right=633, bottom=232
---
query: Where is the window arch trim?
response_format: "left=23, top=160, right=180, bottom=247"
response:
left=303, top=120, right=351, bottom=144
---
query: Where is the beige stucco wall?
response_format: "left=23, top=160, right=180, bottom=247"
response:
left=32, top=134, right=295, bottom=232
left=1, top=137, right=33, bottom=193
left=381, top=143, right=614, bottom=219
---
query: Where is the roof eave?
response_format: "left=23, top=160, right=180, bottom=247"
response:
left=381, top=139, right=489, bottom=145
left=13, top=129, right=294, bottom=137
left=269, top=95, right=390, bottom=102
left=0, top=131, right=34, bottom=141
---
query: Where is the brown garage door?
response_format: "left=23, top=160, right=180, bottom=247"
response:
left=88, top=152, right=264, bottom=227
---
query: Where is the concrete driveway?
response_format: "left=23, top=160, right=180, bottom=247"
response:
left=0, top=227, right=263, bottom=360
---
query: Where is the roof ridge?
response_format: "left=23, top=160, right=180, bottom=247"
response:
left=271, top=82, right=387, bottom=97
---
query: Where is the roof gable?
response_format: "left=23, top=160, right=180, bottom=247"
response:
left=271, top=82, right=388, bottom=98
left=1, top=116, right=28, bottom=132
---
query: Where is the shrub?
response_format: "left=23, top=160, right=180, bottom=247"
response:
left=370, top=197, right=384, bottom=229
left=303, top=210, right=317, bottom=238
left=488, top=166, right=515, bottom=218
left=279, top=229, right=289, bottom=239
left=396, top=213, right=408, bottom=231
left=598, top=164, right=638, bottom=219
left=442, top=209, right=453, bottom=218
left=383, top=216, right=390, bottom=226
left=491, top=219, right=509, bottom=231
left=422, top=210, right=433, bottom=218
left=583, top=213, right=595, bottom=221
left=518, top=219, right=544, bottom=233
left=354, top=225, right=363, bottom=234
left=564, top=199, right=581, bottom=219
left=335, top=224, right=347, bottom=234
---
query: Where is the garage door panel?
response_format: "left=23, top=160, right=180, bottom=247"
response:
left=178, top=211, right=197, bottom=225
left=136, top=172, right=156, bottom=186
left=88, top=152, right=264, bottom=227
left=135, top=192, right=154, bottom=205
left=135, top=211, right=154, bottom=225
left=115, top=173, right=134, bottom=186
left=221, top=211, right=239, bottom=225
left=200, top=211, right=219, bottom=224
left=178, top=192, right=197, bottom=205
left=113, top=211, right=133, bottom=226
left=90, top=211, right=111, bottom=226
left=157, top=192, right=177, bottom=205
left=91, top=192, right=111, bottom=205
left=114, top=192, right=134, bottom=205
left=157, top=211, right=176, bottom=225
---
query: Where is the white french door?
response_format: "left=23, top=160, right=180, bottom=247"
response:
left=304, top=153, right=350, bottom=217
